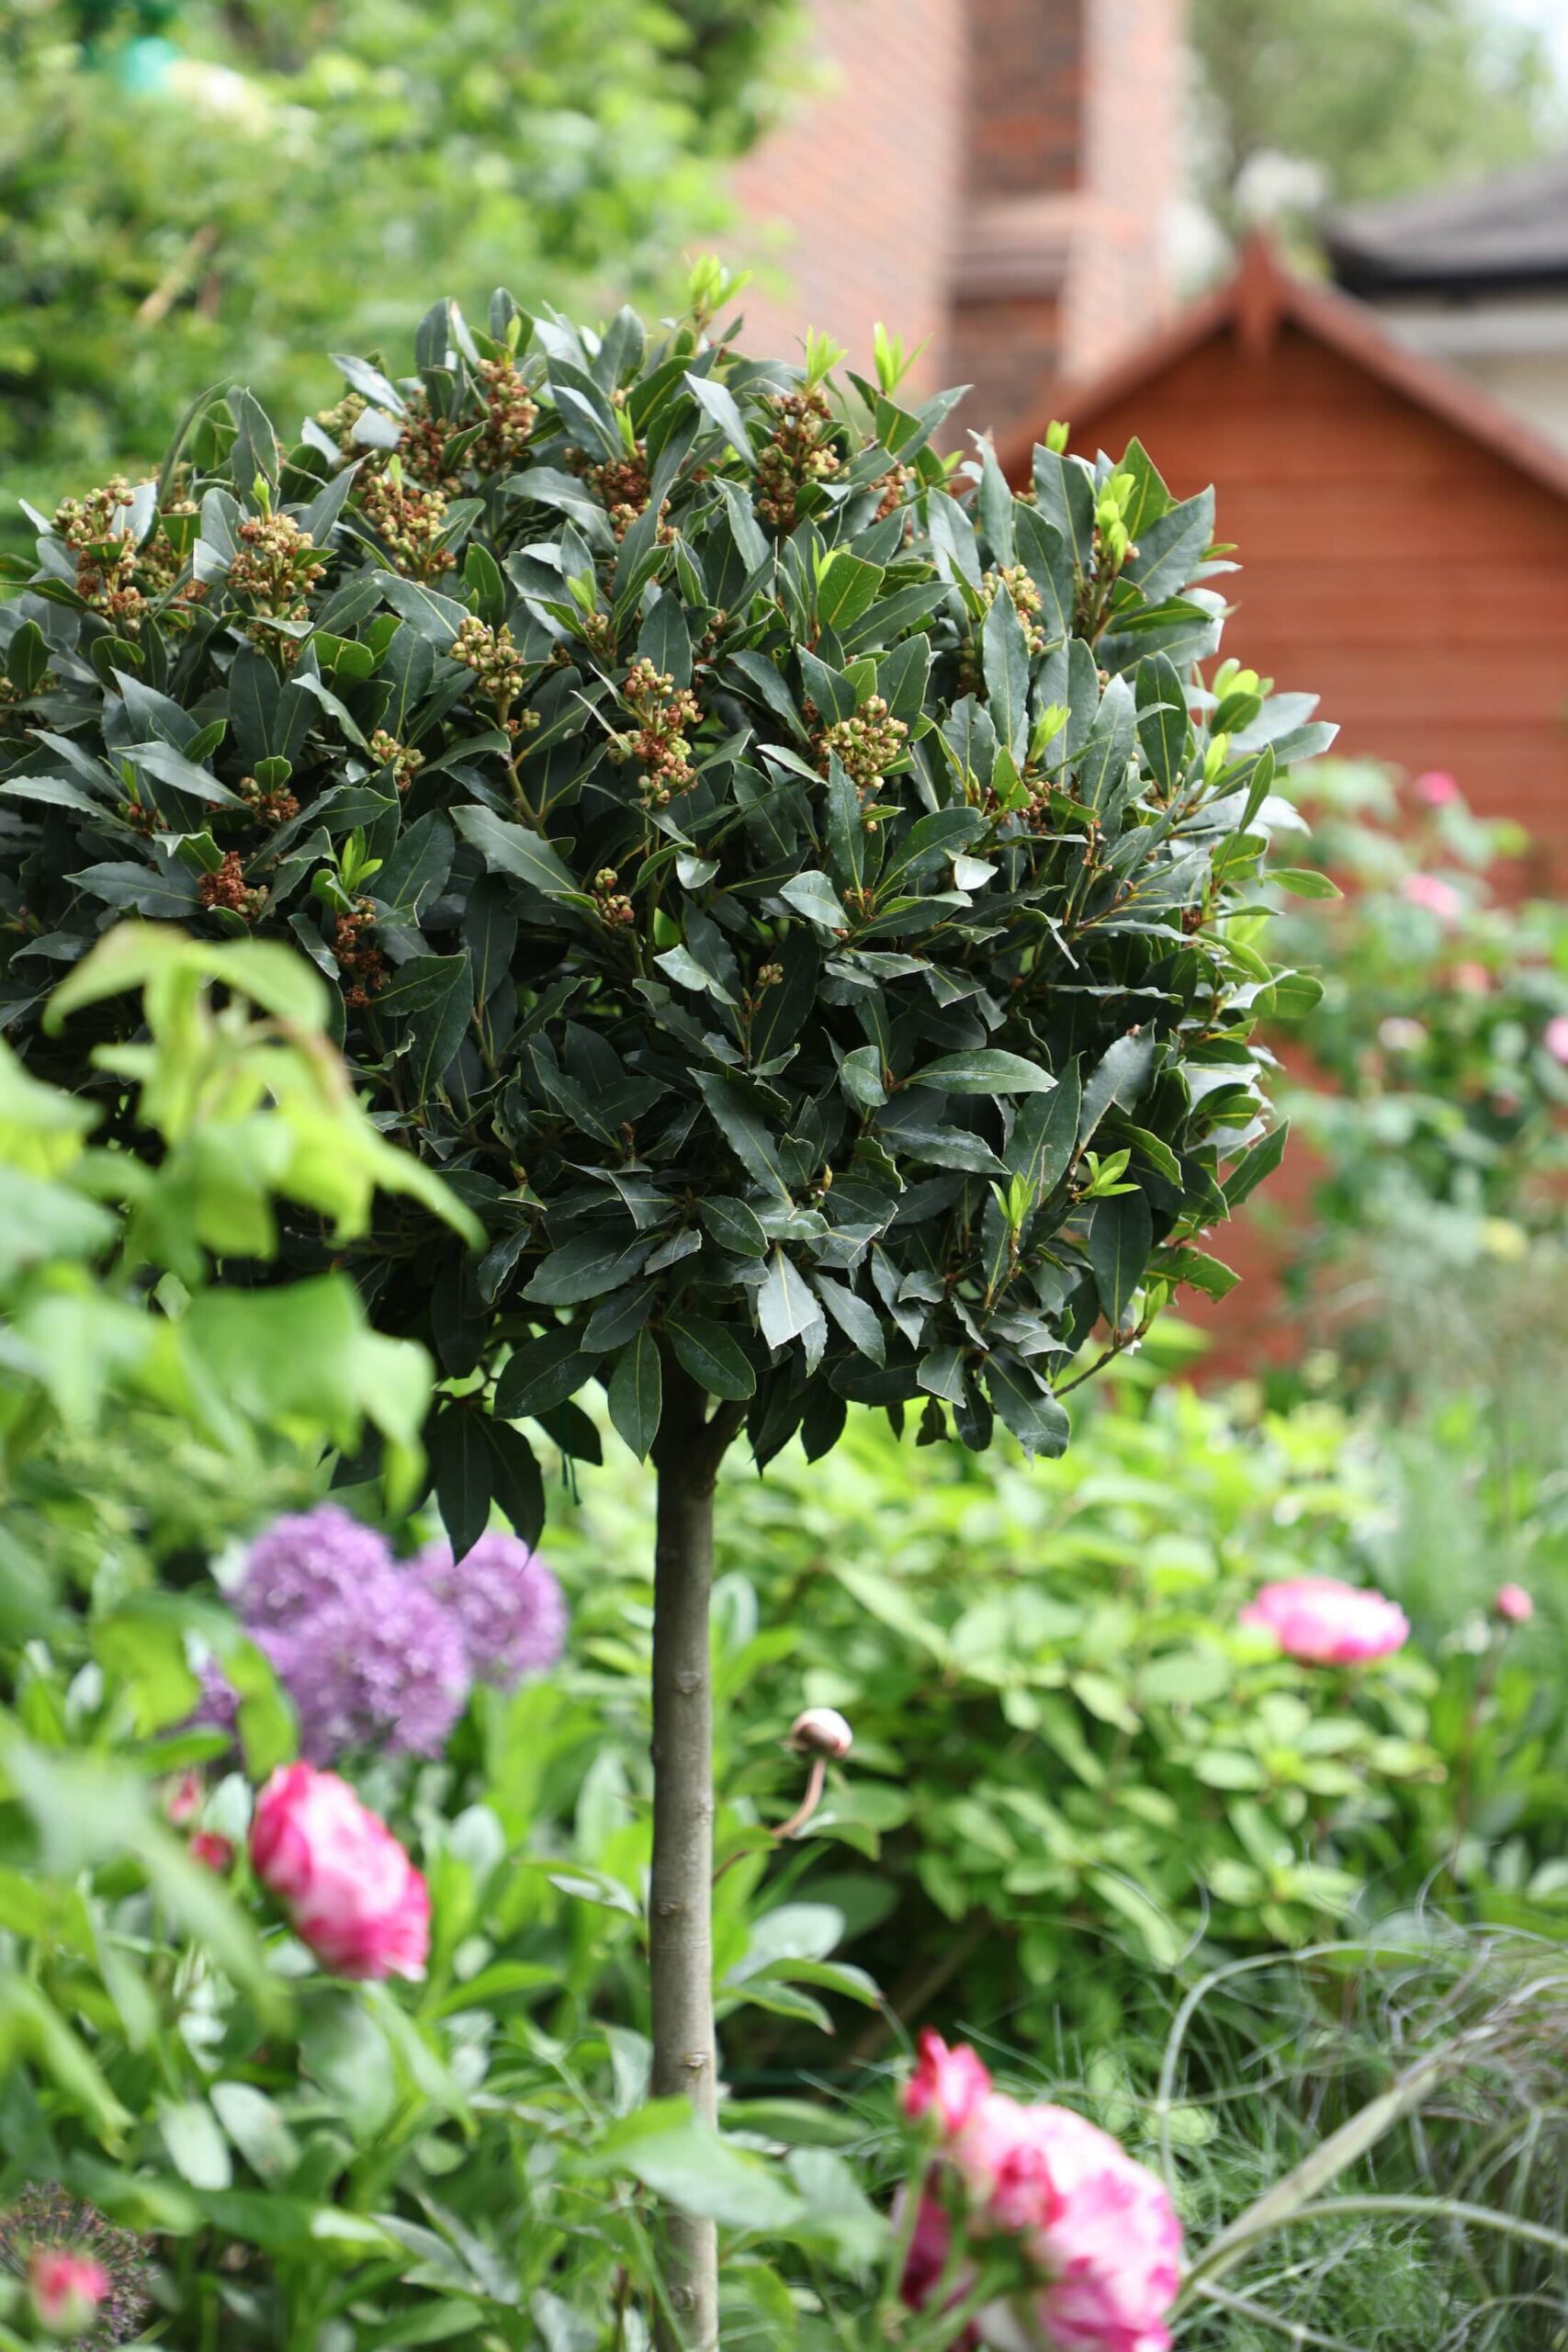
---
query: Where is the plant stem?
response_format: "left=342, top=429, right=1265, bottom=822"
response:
left=649, top=1371, right=743, bottom=2349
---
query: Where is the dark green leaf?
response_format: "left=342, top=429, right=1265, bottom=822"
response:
left=667, top=1313, right=756, bottom=1401
left=607, top=1326, right=662, bottom=1459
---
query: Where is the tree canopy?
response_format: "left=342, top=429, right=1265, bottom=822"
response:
left=1191, top=0, right=1565, bottom=219
left=0, top=285, right=1323, bottom=1549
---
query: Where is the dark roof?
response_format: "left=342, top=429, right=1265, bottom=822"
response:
left=1000, top=234, right=1568, bottom=511
left=1325, top=154, right=1568, bottom=297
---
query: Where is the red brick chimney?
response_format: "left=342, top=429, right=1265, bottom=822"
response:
left=953, top=0, right=1183, bottom=447
left=728, top=0, right=1181, bottom=442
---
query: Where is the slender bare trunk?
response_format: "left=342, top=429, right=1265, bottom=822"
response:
left=649, top=1374, right=740, bottom=2349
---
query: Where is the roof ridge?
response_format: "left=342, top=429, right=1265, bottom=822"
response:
left=999, top=233, right=1568, bottom=509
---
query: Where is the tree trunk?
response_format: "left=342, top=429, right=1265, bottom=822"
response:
left=649, top=1376, right=739, bottom=2349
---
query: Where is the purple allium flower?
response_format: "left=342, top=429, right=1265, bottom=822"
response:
left=412, top=1531, right=568, bottom=1688
left=237, top=1503, right=393, bottom=1634
left=192, top=1654, right=241, bottom=1738
left=0, top=2186, right=152, bottom=2347
left=265, top=1565, right=471, bottom=1762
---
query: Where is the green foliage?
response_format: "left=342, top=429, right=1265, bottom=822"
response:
left=0, top=925, right=475, bottom=1652
left=1190, top=0, right=1564, bottom=216
left=554, top=1377, right=1457, bottom=2034
left=0, top=0, right=799, bottom=535
left=1, top=299, right=1322, bottom=1549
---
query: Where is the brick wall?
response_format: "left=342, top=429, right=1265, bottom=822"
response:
left=727, top=0, right=964, bottom=396
left=726, top=0, right=1181, bottom=447
left=967, top=0, right=1084, bottom=198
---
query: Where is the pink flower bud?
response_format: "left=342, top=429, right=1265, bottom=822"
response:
left=28, top=2250, right=109, bottom=2338
left=1414, top=769, right=1460, bottom=807
left=902, top=2029, right=991, bottom=2134
left=1240, top=1577, right=1409, bottom=1665
left=1544, top=1013, right=1568, bottom=1067
left=787, top=1705, right=853, bottom=1759
left=1495, top=1584, right=1534, bottom=1625
left=163, top=1769, right=204, bottom=1826
left=189, top=1828, right=235, bottom=1873
left=250, top=1762, right=429, bottom=1980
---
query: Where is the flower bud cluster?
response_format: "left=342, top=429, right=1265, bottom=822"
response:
left=198, top=850, right=268, bottom=920
left=449, top=615, right=527, bottom=710
left=52, top=477, right=201, bottom=632
left=585, top=440, right=659, bottom=540
left=367, top=729, right=425, bottom=794
left=355, top=469, right=454, bottom=579
left=622, top=657, right=701, bottom=806
left=815, top=694, right=908, bottom=796
left=873, top=460, right=914, bottom=522
left=237, top=770, right=300, bottom=826
left=592, top=866, right=636, bottom=927
left=227, top=512, right=327, bottom=616
left=472, top=353, right=538, bottom=474
left=333, top=899, right=388, bottom=1007
left=756, top=384, right=840, bottom=528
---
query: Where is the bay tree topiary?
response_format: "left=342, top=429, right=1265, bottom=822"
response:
left=0, top=269, right=1327, bottom=2343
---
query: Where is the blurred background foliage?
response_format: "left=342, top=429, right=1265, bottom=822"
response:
left=0, top=0, right=801, bottom=537
left=1190, top=0, right=1565, bottom=218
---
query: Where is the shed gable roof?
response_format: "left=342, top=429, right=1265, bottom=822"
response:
left=1002, top=234, right=1568, bottom=509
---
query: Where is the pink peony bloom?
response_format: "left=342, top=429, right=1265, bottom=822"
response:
left=250, top=1763, right=429, bottom=1980
left=897, top=2196, right=980, bottom=2347
left=908, top=2080, right=1183, bottom=2352
left=1240, top=1577, right=1409, bottom=1665
left=1399, top=872, right=1462, bottom=923
left=1414, top=769, right=1460, bottom=808
left=28, top=2248, right=109, bottom=2338
left=903, top=2029, right=994, bottom=2135
left=1495, top=1584, right=1534, bottom=1625
left=1544, top=1013, right=1568, bottom=1067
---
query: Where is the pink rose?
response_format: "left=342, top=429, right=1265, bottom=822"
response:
left=903, top=2029, right=993, bottom=2135
left=28, top=2249, right=109, bottom=2338
left=1495, top=1584, right=1534, bottom=1625
left=1414, top=770, right=1460, bottom=808
left=1240, top=1576, right=1409, bottom=1665
left=1544, top=1013, right=1568, bottom=1067
left=250, top=1763, right=429, bottom=1980
left=1399, top=873, right=1462, bottom=923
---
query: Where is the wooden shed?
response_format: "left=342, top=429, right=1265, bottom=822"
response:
left=1006, top=234, right=1568, bottom=888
